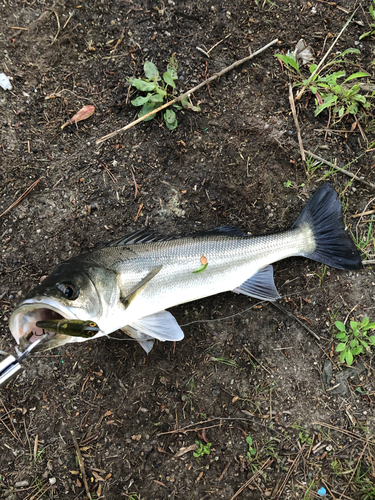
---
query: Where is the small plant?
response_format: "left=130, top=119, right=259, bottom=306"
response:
left=312, top=264, right=327, bottom=287
left=292, top=424, right=313, bottom=445
left=193, top=440, right=212, bottom=458
left=210, top=357, right=237, bottom=368
left=302, top=64, right=370, bottom=118
left=335, top=317, right=375, bottom=365
left=246, top=434, right=257, bottom=460
left=275, top=51, right=300, bottom=74
left=128, top=55, right=200, bottom=130
left=360, top=0, right=375, bottom=40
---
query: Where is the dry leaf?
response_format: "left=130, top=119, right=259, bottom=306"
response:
left=61, top=105, right=95, bottom=129
left=174, top=443, right=199, bottom=458
left=131, top=434, right=142, bottom=441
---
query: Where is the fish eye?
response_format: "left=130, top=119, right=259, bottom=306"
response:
left=57, top=283, right=79, bottom=300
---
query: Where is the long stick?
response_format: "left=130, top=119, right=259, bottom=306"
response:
left=96, top=38, right=278, bottom=145
left=289, top=83, right=305, bottom=162
left=71, top=430, right=92, bottom=500
left=304, top=150, right=375, bottom=189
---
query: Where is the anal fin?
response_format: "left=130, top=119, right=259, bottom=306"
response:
left=233, top=265, right=280, bottom=301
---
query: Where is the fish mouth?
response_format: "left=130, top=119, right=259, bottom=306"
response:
left=9, top=298, right=78, bottom=351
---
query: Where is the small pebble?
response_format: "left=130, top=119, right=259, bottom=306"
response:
left=15, top=480, right=30, bottom=488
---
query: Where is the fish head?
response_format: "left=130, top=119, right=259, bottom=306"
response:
left=9, top=258, right=115, bottom=350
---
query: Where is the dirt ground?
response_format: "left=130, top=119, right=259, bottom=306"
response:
left=1, top=0, right=375, bottom=499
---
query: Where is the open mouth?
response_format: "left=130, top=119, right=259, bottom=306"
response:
left=9, top=298, right=77, bottom=350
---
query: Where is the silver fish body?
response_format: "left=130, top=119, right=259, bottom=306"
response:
left=9, top=183, right=362, bottom=352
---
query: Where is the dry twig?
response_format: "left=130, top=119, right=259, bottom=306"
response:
left=96, top=38, right=278, bottom=144
left=272, top=302, right=320, bottom=341
left=230, top=458, right=273, bottom=500
left=0, top=178, right=41, bottom=219
left=276, top=445, right=305, bottom=500
left=289, top=83, right=305, bottom=162
left=71, top=430, right=92, bottom=500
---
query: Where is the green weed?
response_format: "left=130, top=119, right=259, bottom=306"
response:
left=302, top=64, right=370, bottom=118
left=276, top=45, right=371, bottom=123
left=210, top=357, right=237, bottom=368
left=335, top=317, right=375, bottom=365
left=292, top=424, right=313, bottom=445
left=246, top=434, right=257, bottom=460
left=193, top=440, right=212, bottom=458
left=275, top=52, right=300, bottom=74
left=128, top=55, right=200, bottom=130
left=360, top=0, right=375, bottom=40
left=312, top=264, right=327, bottom=287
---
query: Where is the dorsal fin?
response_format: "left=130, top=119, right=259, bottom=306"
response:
left=101, top=228, right=172, bottom=248
left=194, top=225, right=249, bottom=238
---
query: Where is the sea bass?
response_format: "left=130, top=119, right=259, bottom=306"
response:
left=10, top=183, right=362, bottom=353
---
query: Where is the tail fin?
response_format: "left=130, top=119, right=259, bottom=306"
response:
left=293, top=183, right=362, bottom=270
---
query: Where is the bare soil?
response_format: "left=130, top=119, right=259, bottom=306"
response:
left=1, top=1, right=375, bottom=499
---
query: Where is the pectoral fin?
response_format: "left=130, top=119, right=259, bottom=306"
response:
left=233, top=265, right=280, bottom=301
left=121, top=310, right=184, bottom=353
left=121, top=265, right=163, bottom=306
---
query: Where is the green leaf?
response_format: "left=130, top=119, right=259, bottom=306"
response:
left=167, top=54, right=178, bottom=79
left=368, top=335, right=375, bottom=345
left=359, top=316, right=370, bottom=328
left=246, top=436, right=253, bottom=446
left=309, top=64, right=318, bottom=73
left=149, top=93, right=164, bottom=103
left=131, top=94, right=152, bottom=106
left=368, top=322, right=375, bottom=329
left=131, top=79, right=157, bottom=91
left=315, top=98, right=337, bottom=116
left=352, top=346, right=363, bottom=355
left=338, top=106, right=345, bottom=117
left=360, top=340, right=369, bottom=350
left=164, top=108, right=177, bottom=130
left=350, top=321, right=358, bottom=331
left=310, top=86, right=317, bottom=94
left=344, top=72, right=369, bottom=83
left=181, top=95, right=201, bottom=112
left=355, top=94, right=367, bottom=105
left=336, top=332, right=347, bottom=341
left=335, top=321, right=346, bottom=332
left=192, top=263, right=208, bottom=274
left=155, top=87, right=167, bottom=98
left=350, top=339, right=359, bottom=348
left=359, top=31, right=372, bottom=40
left=340, top=350, right=346, bottom=363
left=275, top=53, right=300, bottom=73
left=138, top=102, right=158, bottom=121
left=345, top=350, right=354, bottom=366
left=163, top=71, right=176, bottom=88
left=336, top=343, right=347, bottom=352
left=340, top=48, right=360, bottom=56
left=144, top=61, right=160, bottom=81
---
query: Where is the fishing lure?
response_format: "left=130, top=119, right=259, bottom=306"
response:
left=35, top=319, right=99, bottom=338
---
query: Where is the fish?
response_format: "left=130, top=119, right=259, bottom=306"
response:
left=35, top=319, right=99, bottom=338
left=9, top=183, right=362, bottom=353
